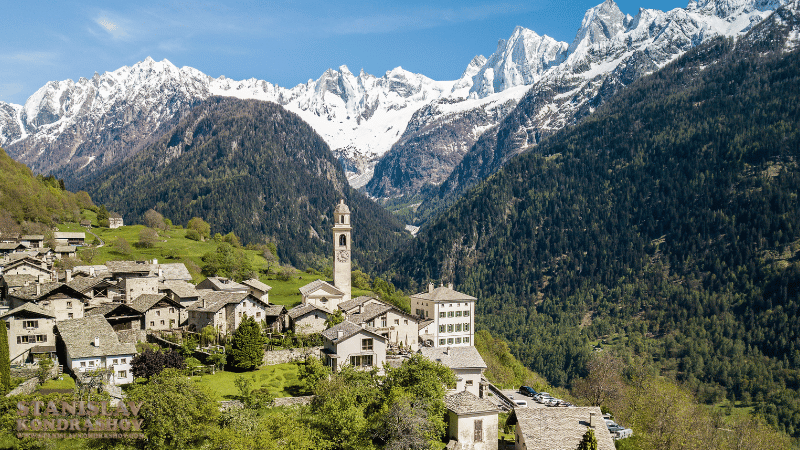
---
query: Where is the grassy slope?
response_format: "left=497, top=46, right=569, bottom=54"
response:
left=191, top=363, right=306, bottom=399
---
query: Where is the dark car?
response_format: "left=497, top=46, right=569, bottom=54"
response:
left=519, top=386, right=537, bottom=397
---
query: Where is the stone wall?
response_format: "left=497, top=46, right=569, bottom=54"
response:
left=262, top=346, right=322, bottom=366
left=273, top=395, right=314, bottom=407
left=6, top=378, right=38, bottom=397
left=117, top=329, right=147, bottom=344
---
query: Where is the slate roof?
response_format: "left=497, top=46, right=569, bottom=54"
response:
left=0, top=302, right=55, bottom=320
left=2, top=274, right=38, bottom=287
left=130, top=294, right=173, bottom=313
left=57, top=316, right=136, bottom=360
left=444, top=390, right=500, bottom=415
left=287, top=303, right=332, bottom=320
left=21, top=235, right=44, bottom=241
left=348, top=303, right=394, bottom=324
left=411, top=286, right=477, bottom=302
left=420, top=346, right=487, bottom=370
left=321, top=320, right=383, bottom=344
left=0, top=242, right=28, bottom=251
left=161, top=280, right=199, bottom=299
left=418, top=318, right=435, bottom=331
left=85, top=304, right=122, bottom=317
left=263, top=305, right=287, bottom=317
left=72, top=265, right=111, bottom=278
left=187, top=291, right=250, bottom=313
left=67, top=276, right=108, bottom=293
left=10, top=282, right=88, bottom=301
left=54, top=245, right=77, bottom=253
left=106, top=260, right=154, bottom=274
left=298, top=279, right=343, bottom=296
left=53, top=232, right=85, bottom=239
left=508, top=407, right=616, bottom=450
left=338, top=296, right=377, bottom=312
left=158, top=263, right=192, bottom=281
left=241, top=278, right=272, bottom=293
left=4, top=258, right=49, bottom=272
left=198, top=277, right=247, bottom=292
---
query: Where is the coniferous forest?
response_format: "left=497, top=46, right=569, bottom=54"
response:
left=384, top=23, right=800, bottom=436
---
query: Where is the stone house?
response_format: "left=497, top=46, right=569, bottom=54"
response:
left=85, top=303, right=143, bottom=331
left=106, top=261, right=158, bottom=302
left=508, top=407, right=616, bottom=450
left=131, top=294, right=183, bottom=330
left=9, top=282, right=88, bottom=322
left=287, top=303, right=332, bottom=334
left=53, top=232, right=85, bottom=246
left=66, top=274, right=120, bottom=307
left=410, top=283, right=476, bottom=348
left=197, top=276, right=247, bottom=292
left=19, top=235, right=44, bottom=249
left=241, top=278, right=272, bottom=303
left=444, top=390, right=500, bottom=450
left=0, top=242, right=29, bottom=255
left=320, top=320, right=386, bottom=373
left=338, top=296, right=385, bottom=315
left=345, top=298, right=420, bottom=351
left=262, top=305, right=288, bottom=332
left=108, top=213, right=123, bottom=229
left=56, top=316, right=136, bottom=385
left=0, top=303, right=57, bottom=364
left=186, top=291, right=269, bottom=335
left=53, top=245, right=77, bottom=259
left=420, top=346, right=487, bottom=397
left=161, top=280, right=200, bottom=325
left=1, top=274, right=37, bottom=301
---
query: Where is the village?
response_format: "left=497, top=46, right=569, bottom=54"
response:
left=0, top=200, right=629, bottom=450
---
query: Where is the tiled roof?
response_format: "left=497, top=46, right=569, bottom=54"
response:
left=161, top=280, right=199, bottom=299
left=418, top=319, right=435, bottom=330
left=54, top=245, right=76, bottom=253
left=420, top=346, right=487, bottom=370
left=0, top=302, right=55, bottom=320
left=509, top=407, right=616, bottom=450
left=10, top=282, right=88, bottom=301
left=187, top=291, right=249, bottom=313
left=444, top=390, right=500, bottom=415
left=287, top=303, right=332, bottom=320
left=241, top=278, right=272, bottom=293
left=158, top=263, right=193, bottom=281
left=57, top=316, right=136, bottom=359
left=411, top=286, right=476, bottom=302
left=53, top=232, right=85, bottom=239
left=320, top=320, right=382, bottom=343
left=67, top=276, right=107, bottom=293
left=348, top=303, right=393, bottom=324
left=338, top=295, right=376, bottom=312
left=298, top=279, right=343, bottom=296
left=106, top=260, right=154, bottom=274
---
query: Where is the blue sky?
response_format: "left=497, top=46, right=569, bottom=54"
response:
left=0, top=0, right=688, bottom=105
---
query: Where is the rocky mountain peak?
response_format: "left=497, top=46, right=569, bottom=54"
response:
left=568, top=0, right=628, bottom=54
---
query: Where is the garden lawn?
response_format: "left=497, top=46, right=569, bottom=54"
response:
left=191, top=363, right=308, bottom=399
left=38, top=375, right=76, bottom=391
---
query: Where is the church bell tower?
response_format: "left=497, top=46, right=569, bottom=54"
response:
left=332, top=199, right=352, bottom=302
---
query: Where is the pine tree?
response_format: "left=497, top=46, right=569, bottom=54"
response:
left=0, top=322, right=9, bottom=392
left=229, top=315, right=263, bottom=370
left=577, top=428, right=597, bottom=450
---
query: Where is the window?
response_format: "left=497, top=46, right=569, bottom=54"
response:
left=439, top=325, right=445, bottom=333
left=67, top=313, right=73, bottom=319
left=447, top=324, right=453, bottom=333
left=80, top=362, right=86, bottom=367
left=350, top=355, right=373, bottom=367
left=463, top=337, right=470, bottom=344
left=474, top=420, right=483, bottom=442
left=447, top=338, right=454, bottom=344
left=36, top=335, right=46, bottom=343
left=150, top=321, right=155, bottom=327
left=464, top=310, right=470, bottom=317
left=117, top=370, right=127, bottom=379
left=404, top=319, right=408, bottom=325
left=340, top=215, right=345, bottom=224
left=466, top=380, right=473, bottom=386
left=381, top=316, right=387, bottom=327
left=160, top=320, right=165, bottom=325
left=439, top=339, right=446, bottom=346
left=464, top=324, right=470, bottom=332
left=66, top=301, right=72, bottom=309
left=455, top=337, right=462, bottom=344
left=455, top=311, right=462, bottom=317
left=156, top=310, right=161, bottom=316
left=121, top=358, right=126, bottom=363
left=169, top=308, right=174, bottom=313
left=448, top=311, right=454, bottom=318
left=394, top=319, right=399, bottom=325
left=88, top=361, right=94, bottom=367
left=113, top=359, right=118, bottom=365
left=439, top=312, right=446, bottom=318
left=256, top=312, right=261, bottom=318
left=455, top=324, right=462, bottom=332
left=361, top=338, right=373, bottom=351
left=339, top=235, right=347, bottom=246
left=17, top=336, right=30, bottom=344
left=22, top=320, right=38, bottom=329
left=239, top=312, right=242, bottom=318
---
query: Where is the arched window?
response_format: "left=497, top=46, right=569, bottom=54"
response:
left=339, top=235, right=347, bottom=246
left=340, top=215, right=345, bottom=224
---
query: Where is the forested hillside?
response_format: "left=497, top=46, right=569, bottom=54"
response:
left=384, top=5, right=800, bottom=437
left=0, top=147, right=93, bottom=230
left=89, top=97, right=409, bottom=271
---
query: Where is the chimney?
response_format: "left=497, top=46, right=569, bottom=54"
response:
left=337, top=330, right=344, bottom=339
left=589, top=413, right=598, bottom=428
left=38, top=275, right=46, bottom=284
left=428, top=282, right=434, bottom=293
left=94, top=337, right=100, bottom=347
left=448, top=282, right=453, bottom=289
left=152, top=259, right=158, bottom=265
left=35, top=283, right=41, bottom=297
left=158, top=268, right=163, bottom=279
left=89, top=267, right=95, bottom=277
left=444, top=347, right=450, bottom=355
left=65, top=270, right=72, bottom=283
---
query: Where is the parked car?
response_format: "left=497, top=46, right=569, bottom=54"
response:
left=534, top=392, right=552, bottom=403
left=545, top=398, right=561, bottom=406
left=519, top=386, right=537, bottom=397
left=513, top=399, right=528, bottom=408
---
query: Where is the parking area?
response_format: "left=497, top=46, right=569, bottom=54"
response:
left=500, top=389, right=547, bottom=408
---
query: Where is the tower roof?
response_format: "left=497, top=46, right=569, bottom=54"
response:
left=334, top=199, right=350, bottom=214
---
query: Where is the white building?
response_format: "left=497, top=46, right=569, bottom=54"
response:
left=420, top=346, right=487, bottom=397
left=56, top=316, right=136, bottom=385
left=444, top=390, right=500, bottom=450
left=410, top=283, right=475, bottom=347
left=320, top=320, right=386, bottom=373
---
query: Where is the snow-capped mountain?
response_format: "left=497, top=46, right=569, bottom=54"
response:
left=0, top=0, right=788, bottom=198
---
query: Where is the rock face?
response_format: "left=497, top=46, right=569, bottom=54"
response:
left=0, top=0, right=788, bottom=201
